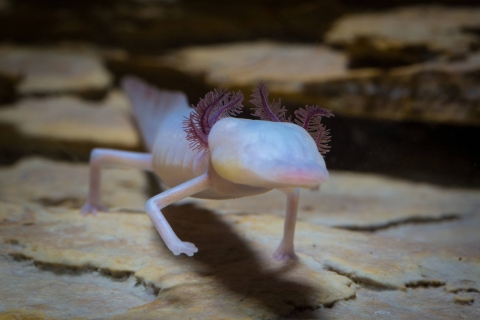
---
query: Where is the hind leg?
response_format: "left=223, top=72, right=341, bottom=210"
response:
left=81, top=148, right=153, bottom=215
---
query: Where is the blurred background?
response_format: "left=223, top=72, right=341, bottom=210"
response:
left=0, top=0, right=479, bottom=188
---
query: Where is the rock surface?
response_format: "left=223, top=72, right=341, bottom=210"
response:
left=0, top=157, right=479, bottom=318
left=162, top=41, right=349, bottom=92
left=325, top=6, right=480, bottom=66
left=0, top=91, right=141, bottom=162
left=0, top=157, right=149, bottom=211
left=184, top=171, right=480, bottom=230
left=111, top=41, right=480, bottom=125
left=0, top=46, right=112, bottom=97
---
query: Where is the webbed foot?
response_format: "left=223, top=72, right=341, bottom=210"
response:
left=273, top=242, right=297, bottom=262
left=167, top=240, right=198, bottom=257
left=80, top=203, right=108, bottom=216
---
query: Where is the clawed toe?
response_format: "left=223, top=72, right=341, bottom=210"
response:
left=170, top=241, right=198, bottom=257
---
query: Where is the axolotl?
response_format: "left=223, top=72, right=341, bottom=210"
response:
left=81, top=77, right=333, bottom=261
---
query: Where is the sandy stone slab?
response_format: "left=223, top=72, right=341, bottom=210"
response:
left=182, top=171, right=480, bottom=230
left=377, top=212, right=480, bottom=247
left=288, top=287, right=480, bottom=319
left=151, top=40, right=480, bottom=125
left=0, top=157, right=149, bottom=211
left=162, top=41, right=349, bottom=92
left=0, top=46, right=112, bottom=95
left=0, top=91, right=141, bottom=160
left=325, top=6, right=480, bottom=58
left=244, top=214, right=480, bottom=292
left=0, top=205, right=356, bottom=319
left=0, top=256, right=155, bottom=319
left=1, top=202, right=479, bottom=318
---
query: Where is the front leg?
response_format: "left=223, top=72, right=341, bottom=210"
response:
left=81, top=148, right=153, bottom=215
left=145, top=172, right=211, bottom=256
left=273, top=188, right=300, bottom=262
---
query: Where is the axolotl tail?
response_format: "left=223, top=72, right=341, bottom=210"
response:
left=121, top=76, right=191, bottom=151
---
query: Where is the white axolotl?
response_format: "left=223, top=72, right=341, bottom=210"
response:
left=81, top=77, right=333, bottom=261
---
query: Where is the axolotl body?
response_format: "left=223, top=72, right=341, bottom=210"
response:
left=81, top=77, right=333, bottom=261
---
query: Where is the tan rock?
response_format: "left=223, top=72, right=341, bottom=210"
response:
left=162, top=41, right=349, bottom=92
left=0, top=201, right=35, bottom=227
left=325, top=6, right=480, bottom=58
left=154, top=40, right=480, bottom=125
left=0, top=256, right=155, bottom=319
left=454, top=294, right=475, bottom=305
left=0, top=206, right=356, bottom=319
left=1, top=198, right=479, bottom=318
left=0, top=157, right=149, bottom=211
left=304, top=52, right=480, bottom=125
left=377, top=212, right=480, bottom=246
left=183, top=171, right=480, bottom=230
left=0, top=46, right=112, bottom=96
left=0, top=91, right=141, bottom=160
left=288, top=288, right=480, bottom=319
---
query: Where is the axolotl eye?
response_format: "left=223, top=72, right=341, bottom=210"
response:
left=208, top=117, right=329, bottom=189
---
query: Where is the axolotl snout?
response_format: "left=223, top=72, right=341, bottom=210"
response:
left=81, top=77, right=333, bottom=261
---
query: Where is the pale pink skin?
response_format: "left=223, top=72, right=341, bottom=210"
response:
left=81, top=77, right=329, bottom=261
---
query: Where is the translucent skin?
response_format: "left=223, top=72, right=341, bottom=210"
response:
left=81, top=77, right=329, bottom=261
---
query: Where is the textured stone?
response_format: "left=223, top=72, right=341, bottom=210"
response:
left=377, top=212, right=480, bottom=246
left=0, top=46, right=112, bottom=96
left=1, top=176, right=479, bottom=317
left=288, top=288, right=480, bottom=319
left=0, top=256, right=155, bottom=319
left=184, top=171, right=480, bottom=230
left=304, top=52, right=480, bottom=125
left=0, top=205, right=356, bottom=319
left=0, top=91, right=141, bottom=161
left=146, top=41, right=480, bottom=125
left=0, top=157, right=149, bottom=211
left=325, top=6, right=480, bottom=65
left=162, top=41, right=349, bottom=92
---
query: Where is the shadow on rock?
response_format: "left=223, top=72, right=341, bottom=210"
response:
left=163, top=203, right=322, bottom=317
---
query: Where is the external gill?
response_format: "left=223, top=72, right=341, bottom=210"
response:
left=184, top=88, right=244, bottom=152
left=294, top=105, right=334, bottom=156
left=250, top=81, right=334, bottom=156
left=250, top=81, right=288, bottom=122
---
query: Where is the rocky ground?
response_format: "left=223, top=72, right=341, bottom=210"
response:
left=0, top=1, right=479, bottom=319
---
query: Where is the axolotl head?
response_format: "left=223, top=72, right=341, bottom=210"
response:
left=208, top=117, right=328, bottom=189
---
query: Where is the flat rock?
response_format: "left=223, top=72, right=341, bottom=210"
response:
left=0, top=157, right=149, bottom=211
left=183, top=171, right=480, bottom=230
left=325, top=6, right=480, bottom=66
left=289, top=287, right=480, bottom=319
left=0, top=46, right=112, bottom=96
left=162, top=41, right=349, bottom=92
left=149, top=41, right=480, bottom=125
left=0, top=205, right=356, bottom=319
left=0, top=256, right=155, bottom=319
left=0, top=202, right=478, bottom=318
left=0, top=91, right=141, bottom=162
left=377, top=212, right=480, bottom=247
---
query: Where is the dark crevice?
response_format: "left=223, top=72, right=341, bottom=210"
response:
left=35, top=197, right=84, bottom=208
left=406, top=279, right=446, bottom=288
left=324, top=265, right=398, bottom=291
left=7, top=251, right=160, bottom=297
left=335, top=213, right=461, bottom=232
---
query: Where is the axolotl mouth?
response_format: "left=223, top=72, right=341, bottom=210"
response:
left=208, top=117, right=329, bottom=190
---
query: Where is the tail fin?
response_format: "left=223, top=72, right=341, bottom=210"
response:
left=121, top=76, right=189, bottom=151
